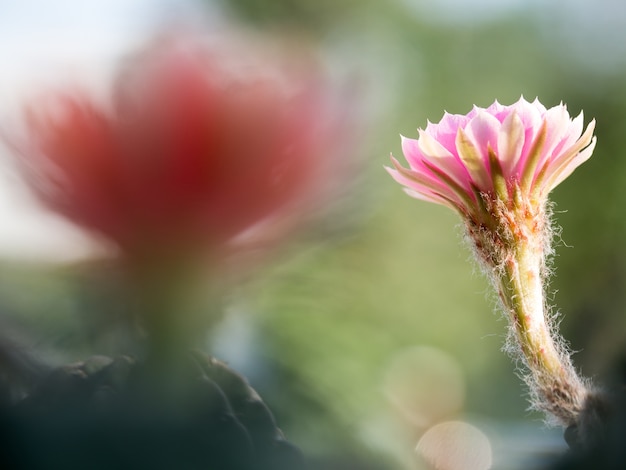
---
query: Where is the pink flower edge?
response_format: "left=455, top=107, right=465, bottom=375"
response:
left=388, top=97, right=596, bottom=214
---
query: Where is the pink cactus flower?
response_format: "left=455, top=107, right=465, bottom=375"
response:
left=10, top=34, right=338, bottom=263
left=388, top=98, right=599, bottom=427
left=388, top=97, right=596, bottom=219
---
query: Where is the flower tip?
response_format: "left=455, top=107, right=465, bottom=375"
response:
left=389, top=154, right=402, bottom=167
left=531, top=96, right=548, bottom=112
left=583, top=117, right=596, bottom=138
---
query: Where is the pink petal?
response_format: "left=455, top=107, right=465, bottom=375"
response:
left=466, top=105, right=481, bottom=119
left=465, top=111, right=502, bottom=157
left=402, top=187, right=460, bottom=211
left=496, top=111, right=525, bottom=179
left=545, top=138, right=596, bottom=190
left=541, top=119, right=596, bottom=191
left=387, top=156, right=462, bottom=205
left=413, top=130, right=473, bottom=192
left=484, top=99, right=508, bottom=121
left=551, top=111, right=584, bottom=158
left=537, top=105, right=572, bottom=168
left=512, top=96, right=544, bottom=130
left=426, top=112, right=470, bottom=155
left=455, top=127, right=491, bottom=191
left=459, top=111, right=501, bottom=190
left=512, top=98, right=547, bottom=176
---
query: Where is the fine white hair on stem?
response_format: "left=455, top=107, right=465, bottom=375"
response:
left=461, top=192, right=590, bottom=426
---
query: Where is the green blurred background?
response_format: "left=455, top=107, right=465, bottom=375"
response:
left=2, top=0, right=626, bottom=468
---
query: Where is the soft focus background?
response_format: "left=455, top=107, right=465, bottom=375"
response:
left=1, top=0, right=625, bottom=469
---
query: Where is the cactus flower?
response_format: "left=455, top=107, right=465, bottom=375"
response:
left=12, top=35, right=334, bottom=263
left=388, top=97, right=595, bottom=218
left=388, top=97, right=597, bottom=426
left=6, top=33, right=346, bottom=354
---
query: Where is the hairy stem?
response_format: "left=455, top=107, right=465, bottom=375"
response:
left=498, top=242, right=587, bottom=425
left=467, top=193, right=591, bottom=426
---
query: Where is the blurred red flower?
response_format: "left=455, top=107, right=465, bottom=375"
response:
left=12, top=33, right=340, bottom=262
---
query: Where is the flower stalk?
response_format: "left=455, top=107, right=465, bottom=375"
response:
left=467, top=189, right=587, bottom=425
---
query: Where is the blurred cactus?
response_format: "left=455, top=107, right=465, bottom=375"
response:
left=0, top=25, right=359, bottom=469
left=0, top=351, right=303, bottom=470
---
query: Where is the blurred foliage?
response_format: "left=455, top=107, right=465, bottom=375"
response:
left=3, top=0, right=626, bottom=468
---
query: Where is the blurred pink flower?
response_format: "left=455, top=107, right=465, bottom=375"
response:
left=11, top=34, right=339, bottom=262
left=388, top=97, right=596, bottom=217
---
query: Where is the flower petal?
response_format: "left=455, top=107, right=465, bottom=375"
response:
left=387, top=159, right=461, bottom=207
left=536, top=104, right=572, bottom=169
left=402, top=187, right=460, bottom=211
left=457, top=111, right=501, bottom=191
left=414, top=130, right=472, bottom=192
left=545, top=137, right=596, bottom=190
left=551, top=111, right=584, bottom=158
left=426, top=112, right=470, bottom=155
left=455, top=127, right=491, bottom=192
left=539, top=116, right=596, bottom=193
left=497, top=111, right=525, bottom=179
left=465, top=111, right=502, bottom=160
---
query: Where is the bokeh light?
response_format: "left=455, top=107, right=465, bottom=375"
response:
left=416, top=420, right=492, bottom=470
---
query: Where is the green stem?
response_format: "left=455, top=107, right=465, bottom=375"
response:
left=126, top=253, right=217, bottom=363
left=497, top=242, right=587, bottom=425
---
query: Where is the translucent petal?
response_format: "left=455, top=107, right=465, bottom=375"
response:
left=403, top=187, right=459, bottom=211
left=465, top=111, right=502, bottom=160
left=496, top=111, right=525, bottom=179
left=543, top=131, right=596, bottom=192
left=455, top=127, right=491, bottom=192
left=537, top=105, right=572, bottom=168
left=543, top=119, right=596, bottom=184
left=547, top=138, right=596, bottom=190
left=459, top=111, right=501, bottom=191
left=387, top=157, right=458, bottom=202
left=414, top=130, right=472, bottom=192
left=550, top=111, right=584, bottom=158
left=427, top=112, right=470, bottom=155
